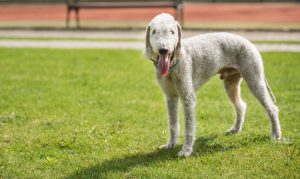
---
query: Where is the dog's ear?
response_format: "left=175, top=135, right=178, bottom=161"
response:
left=175, top=22, right=184, bottom=59
left=143, top=25, right=153, bottom=59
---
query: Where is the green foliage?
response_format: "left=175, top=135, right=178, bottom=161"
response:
left=0, top=48, right=299, bottom=178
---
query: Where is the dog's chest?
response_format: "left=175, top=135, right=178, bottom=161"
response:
left=157, top=72, right=180, bottom=95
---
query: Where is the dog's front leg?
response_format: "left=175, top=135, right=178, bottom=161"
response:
left=159, top=96, right=179, bottom=149
left=178, top=90, right=196, bottom=157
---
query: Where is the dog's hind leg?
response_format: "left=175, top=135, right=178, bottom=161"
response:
left=223, top=71, right=247, bottom=134
left=243, top=72, right=281, bottom=140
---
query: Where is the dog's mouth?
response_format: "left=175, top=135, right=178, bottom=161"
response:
left=151, top=53, right=174, bottom=76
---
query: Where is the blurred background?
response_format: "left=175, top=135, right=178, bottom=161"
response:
left=0, top=0, right=299, bottom=30
left=0, top=0, right=299, bottom=49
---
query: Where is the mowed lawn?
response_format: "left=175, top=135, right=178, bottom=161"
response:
left=0, top=48, right=299, bottom=178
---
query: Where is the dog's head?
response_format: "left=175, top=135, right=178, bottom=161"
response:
left=144, top=13, right=184, bottom=76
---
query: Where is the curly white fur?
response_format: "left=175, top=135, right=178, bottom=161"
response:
left=144, top=13, right=281, bottom=157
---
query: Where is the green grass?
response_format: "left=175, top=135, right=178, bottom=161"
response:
left=0, top=48, right=299, bottom=178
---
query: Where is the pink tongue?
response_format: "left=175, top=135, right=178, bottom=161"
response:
left=158, top=55, right=170, bottom=76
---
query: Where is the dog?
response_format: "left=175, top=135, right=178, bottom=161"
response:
left=144, top=13, right=281, bottom=157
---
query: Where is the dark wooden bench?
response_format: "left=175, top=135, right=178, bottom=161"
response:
left=65, top=0, right=184, bottom=28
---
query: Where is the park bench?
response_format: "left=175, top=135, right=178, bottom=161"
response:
left=65, top=0, right=184, bottom=28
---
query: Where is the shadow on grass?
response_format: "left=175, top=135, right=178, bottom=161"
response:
left=66, top=134, right=269, bottom=178
left=193, top=134, right=269, bottom=156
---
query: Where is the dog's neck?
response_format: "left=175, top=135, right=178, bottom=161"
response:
left=169, top=57, right=180, bottom=73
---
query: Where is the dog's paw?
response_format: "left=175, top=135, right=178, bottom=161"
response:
left=271, top=132, right=281, bottom=141
left=177, top=147, right=193, bottom=157
left=159, top=143, right=176, bottom=149
left=226, top=126, right=241, bottom=135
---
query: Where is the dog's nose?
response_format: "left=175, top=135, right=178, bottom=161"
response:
left=159, top=48, right=168, bottom=55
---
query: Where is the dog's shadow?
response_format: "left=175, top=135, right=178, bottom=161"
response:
left=66, top=134, right=269, bottom=178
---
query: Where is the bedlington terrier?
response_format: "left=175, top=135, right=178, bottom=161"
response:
left=144, top=13, right=281, bottom=157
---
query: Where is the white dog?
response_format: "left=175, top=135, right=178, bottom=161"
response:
left=144, top=13, right=281, bottom=157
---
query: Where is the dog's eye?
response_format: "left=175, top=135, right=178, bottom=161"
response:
left=171, top=30, right=175, bottom=35
left=152, top=30, right=156, bottom=34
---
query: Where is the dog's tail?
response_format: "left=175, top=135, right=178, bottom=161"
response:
left=265, top=77, right=276, bottom=103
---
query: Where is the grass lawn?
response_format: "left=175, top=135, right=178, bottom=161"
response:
left=0, top=48, right=299, bottom=178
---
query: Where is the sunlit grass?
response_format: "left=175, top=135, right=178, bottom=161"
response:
left=0, top=48, right=299, bottom=178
